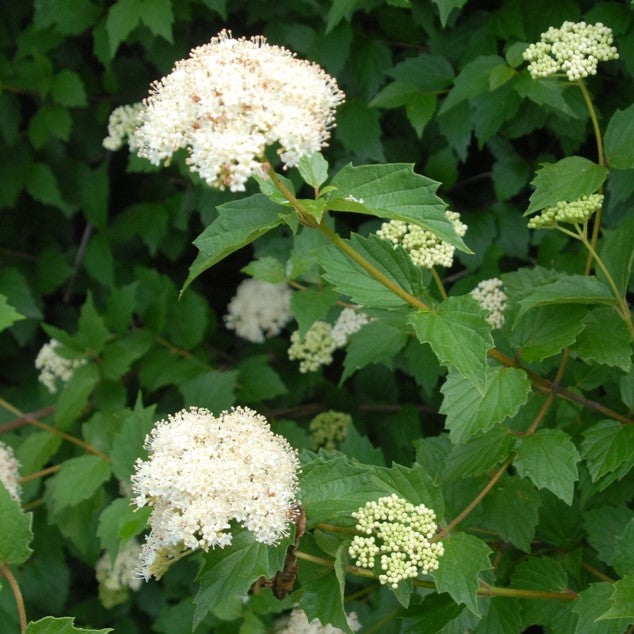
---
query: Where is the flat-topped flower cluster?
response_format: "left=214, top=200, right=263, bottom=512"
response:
left=131, top=30, right=344, bottom=191
left=523, top=21, right=619, bottom=81
left=0, top=441, right=21, bottom=502
left=35, top=339, right=86, bottom=394
left=470, top=278, right=507, bottom=330
left=131, top=406, right=300, bottom=580
left=376, top=212, right=467, bottom=269
left=348, top=494, right=444, bottom=588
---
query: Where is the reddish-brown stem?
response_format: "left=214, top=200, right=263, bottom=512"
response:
left=19, top=465, right=61, bottom=483
left=1, top=563, right=27, bottom=632
left=0, top=406, right=55, bottom=434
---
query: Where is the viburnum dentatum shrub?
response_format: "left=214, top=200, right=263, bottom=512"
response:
left=0, top=2, right=633, bottom=633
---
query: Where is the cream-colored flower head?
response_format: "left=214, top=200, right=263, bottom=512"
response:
left=133, top=30, right=345, bottom=191
left=224, top=279, right=292, bottom=343
left=0, top=441, right=21, bottom=502
left=35, top=339, right=86, bottom=394
left=349, top=494, right=444, bottom=588
left=470, top=278, right=507, bottom=330
left=131, top=406, right=299, bottom=580
left=523, top=21, right=619, bottom=81
left=275, top=608, right=361, bottom=633
left=377, top=211, right=467, bottom=269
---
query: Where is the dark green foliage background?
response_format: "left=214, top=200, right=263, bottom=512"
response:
left=0, top=0, right=633, bottom=632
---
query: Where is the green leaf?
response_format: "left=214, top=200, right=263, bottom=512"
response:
left=405, top=93, right=437, bottom=137
left=26, top=617, right=111, bottom=634
left=409, top=296, right=493, bottom=394
left=138, top=0, right=173, bottom=42
left=26, top=163, right=69, bottom=212
left=34, top=0, right=101, bottom=35
left=325, top=0, right=359, bottom=33
left=571, top=308, right=632, bottom=372
left=584, top=506, right=634, bottom=567
left=54, top=363, right=100, bottom=430
left=474, top=598, right=523, bottom=634
left=581, top=420, right=634, bottom=483
left=431, top=0, right=468, bottom=26
left=400, top=593, right=464, bottom=632
left=441, top=429, right=515, bottom=480
left=510, top=556, right=568, bottom=592
left=508, top=305, right=587, bottom=362
left=184, top=194, right=288, bottom=292
left=573, top=583, right=633, bottom=634
left=513, top=429, right=580, bottom=505
left=0, top=484, right=33, bottom=565
left=110, top=397, right=156, bottom=483
left=613, top=520, right=634, bottom=576
left=473, top=81, right=522, bottom=147
left=514, top=74, right=576, bottom=117
left=51, top=70, right=86, bottom=107
left=526, top=156, right=608, bottom=214
left=106, top=0, right=141, bottom=56
left=242, top=257, right=286, bottom=284
left=319, top=234, right=424, bottom=309
left=515, top=275, right=615, bottom=321
left=178, top=370, right=238, bottom=413
left=290, top=287, right=338, bottom=336
left=598, top=575, right=634, bottom=620
left=298, top=452, right=391, bottom=528
left=298, top=547, right=352, bottom=633
left=388, top=54, right=455, bottom=91
left=431, top=532, right=492, bottom=616
left=326, top=163, right=469, bottom=252
left=166, top=289, right=209, bottom=349
left=604, top=104, right=634, bottom=169
left=0, top=294, right=24, bottom=333
left=341, top=320, right=407, bottom=382
left=480, top=476, right=541, bottom=552
left=98, top=498, right=150, bottom=556
left=335, top=100, right=384, bottom=161
left=440, top=55, right=504, bottom=113
left=439, top=367, right=531, bottom=443
left=373, top=462, right=445, bottom=519
left=193, top=529, right=291, bottom=627
left=597, top=215, right=634, bottom=298
left=101, top=330, right=153, bottom=380
left=236, top=355, right=287, bottom=403
left=28, top=104, right=72, bottom=147
left=76, top=163, right=109, bottom=229
left=297, top=153, right=329, bottom=189
left=44, top=455, right=111, bottom=516
left=370, top=81, right=419, bottom=108
left=77, top=293, right=109, bottom=352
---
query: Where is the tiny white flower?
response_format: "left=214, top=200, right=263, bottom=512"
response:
left=103, top=103, right=144, bottom=152
left=275, top=608, right=361, bottom=633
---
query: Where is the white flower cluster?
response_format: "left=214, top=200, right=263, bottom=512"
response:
left=275, top=609, right=361, bottom=634
left=288, top=308, right=370, bottom=373
left=523, top=21, right=619, bottom=81
left=131, top=406, right=300, bottom=580
left=470, top=278, right=507, bottom=330
left=224, top=279, right=293, bottom=343
left=0, top=441, right=21, bottom=502
left=95, top=540, right=143, bottom=608
left=132, top=30, right=345, bottom=191
left=348, top=494, right=444, bottom=589
left=376, top=211, right=467, bottom=269
left=35, top=339, right=86, bottom=394
left=527, top=194, right=603, bottom=228
left=309, top=410, right=352, bottom=450
left=102, top=103, right=144, bottom=151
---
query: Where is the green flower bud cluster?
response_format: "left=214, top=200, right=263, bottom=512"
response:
left=288, top=321, right=337, bottom=373
left=528, top=194, right=603, bottom=229
left=348, top=494, right=444, bottom=588
left=310, top=410, right=352, bottom=450
left=523, top=21, right=619, bottom=81
left=376, top=211, right=467, bottom=269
